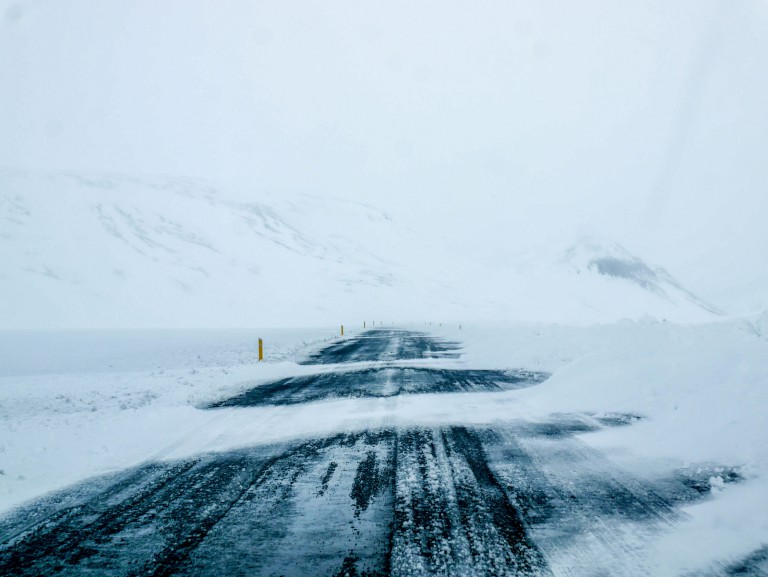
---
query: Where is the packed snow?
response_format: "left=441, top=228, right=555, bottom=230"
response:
left=1, top=318, right=767, bottom=575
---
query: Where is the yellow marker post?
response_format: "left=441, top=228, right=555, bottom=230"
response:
left=258, top=338, right=264, bottom=362
left=341, top=325, right=344, bottom=336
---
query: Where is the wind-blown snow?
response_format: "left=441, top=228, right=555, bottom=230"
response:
left=1, top=2, right=767, bottom=573
left=2, top=0, right=767, bottom=315
left=1, top=320, right=767, bottom=575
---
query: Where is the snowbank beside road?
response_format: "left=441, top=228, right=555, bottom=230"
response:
left=429, top=316, right=768, bottom=574
left=0, top=327, right=338, bottom=512
left=426, top=317, right=768, bottom=466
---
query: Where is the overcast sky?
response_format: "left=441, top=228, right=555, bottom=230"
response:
left=2, top=0, right=766, bottom=310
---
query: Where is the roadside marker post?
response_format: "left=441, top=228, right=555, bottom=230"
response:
left=364, top=321, right=366, bottom=329
left=341, top=325, right=344, bottom=336
left=258, top=338, right=264, bottom=362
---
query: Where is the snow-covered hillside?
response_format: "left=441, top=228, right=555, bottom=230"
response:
left=1, top=168, right=421, bottom=328
left=562, top=238, right=722, bottom=315
left=0, top=168, right=723, bottom=328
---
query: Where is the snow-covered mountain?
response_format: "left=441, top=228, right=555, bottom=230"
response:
left=562, top=238, right=722, bottom=315
left=0, top=169, right=722, bottom=328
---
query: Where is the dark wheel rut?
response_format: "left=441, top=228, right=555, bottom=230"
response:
left=0, top=329, right=740, bottom=576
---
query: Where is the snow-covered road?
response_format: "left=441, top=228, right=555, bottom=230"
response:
left=0, top=330, right=749, bottom=576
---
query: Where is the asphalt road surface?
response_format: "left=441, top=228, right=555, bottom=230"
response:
left=0, top=330, right=747, bottom=576
left=299, top=329, right=462, bottom=364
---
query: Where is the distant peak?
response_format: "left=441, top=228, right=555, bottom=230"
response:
left=563, top=236, right=723, bottom=316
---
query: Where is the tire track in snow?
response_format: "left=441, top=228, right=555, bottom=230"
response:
left=0, top=329, right=742, bottom=576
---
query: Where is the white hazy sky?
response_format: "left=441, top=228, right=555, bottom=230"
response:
left=2, top=0, right=767, bottom=310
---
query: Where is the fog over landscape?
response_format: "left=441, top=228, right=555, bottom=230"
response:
left=2, top=0, right=767, bottom=326
left=2, top=2, right=768, bottom=577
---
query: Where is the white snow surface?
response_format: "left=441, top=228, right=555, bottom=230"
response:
left=0, top=168, right=724, bottom=329
left=1, top=320, right=767, bottom=575
left=1, top=2, right=766, bottom=572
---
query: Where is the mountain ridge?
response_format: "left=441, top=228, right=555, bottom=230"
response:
left=0, top=168, right=721, bottom=328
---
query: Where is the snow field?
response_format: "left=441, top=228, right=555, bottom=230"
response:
left=1, top=318, right=767, bottom=574
left=0, top=327, right=337, bottom=510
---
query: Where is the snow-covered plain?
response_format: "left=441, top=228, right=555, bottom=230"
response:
left=0, top=327, right=338, bottom=509
left=1, top=317, right=767, bottom=575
